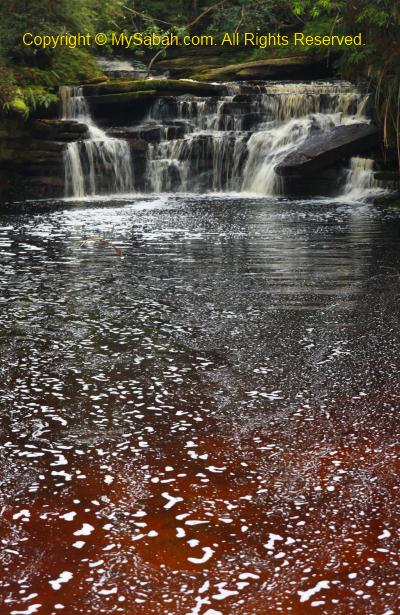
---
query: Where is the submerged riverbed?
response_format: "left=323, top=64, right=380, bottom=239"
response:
left=1, top=194, right=400, bottom=614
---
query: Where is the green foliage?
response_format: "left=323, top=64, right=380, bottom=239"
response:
left=52, top=48, right=103, bottom=83
left=0, top=84, right=58, bottom=119
left=209, top=0, right=295, bottom=35
left=25, top=87, right=59, bottom=110
left=289, top=0, right=400, bottom=159
left=0, top=65, right=16, bottom=107
left=9, top=93, right=29, bottom=119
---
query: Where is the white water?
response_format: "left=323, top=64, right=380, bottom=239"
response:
left=96, top=57, right=146, bottom=79
left=145, top=82, right=372, bottom=196
left=60, top=86, right=133, bottom=198
left=341, top=157, right=384, bottom=201
left=59, top=81, right=384, bottom=199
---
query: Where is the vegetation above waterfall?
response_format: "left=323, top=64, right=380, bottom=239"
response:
left=0, top=0, right=399, bottom=159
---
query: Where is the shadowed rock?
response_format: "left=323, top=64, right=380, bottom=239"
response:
left=82, top=79, right=226, bottom=97
left=32, top=119, right=88, bottom=141
left=276, top=123, right=380, bottom=177
left=196, top=56, right=334, bottom=81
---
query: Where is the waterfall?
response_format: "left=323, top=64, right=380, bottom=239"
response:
left=59, top=81, right=384, bottom=199
left=341, top=157, right=383, bottom=201
left=143, top=82, right=372, bottom=196
left=60, top=86, right=134, bottom=198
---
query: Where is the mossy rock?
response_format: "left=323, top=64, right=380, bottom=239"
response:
left=195, top=55, right=332, bottom=81
left=83, top=79, right=225, bottom=97
left=87, top=90, right=158, bottom=106
left=53, top=48, right=104, bottom=85
left=9, top=97, right=29, bottom=118
left=15, top=49, right=104, bottom=89
left=154, top=55, right=227, bottom=76
left=81, top=76, right=109, bottom=85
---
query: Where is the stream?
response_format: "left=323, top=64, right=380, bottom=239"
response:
left=1, top=193, right=400, bottom=614
left=1, top=75, right=400, bottom=614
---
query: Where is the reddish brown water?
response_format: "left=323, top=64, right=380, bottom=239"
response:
left=1, top=195, right=400, bottom=614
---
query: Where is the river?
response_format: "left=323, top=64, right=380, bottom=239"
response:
left=1, top=193, right=400, bottom=614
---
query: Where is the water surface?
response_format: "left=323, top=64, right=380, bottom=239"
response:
left=1, top=195, right=400, bottom=614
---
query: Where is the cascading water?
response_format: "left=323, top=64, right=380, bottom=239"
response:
left=60, top=86, right=133, bottom=198
left=341, top=157, right=384, bottom=201
left=143, top=81, right=372, bottom=196
left=59, top=81, right=383, bottom=199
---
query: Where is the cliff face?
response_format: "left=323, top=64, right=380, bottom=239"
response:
left=0, top=116, right=150, bottom=201
left=0, top=117, right=79, bottom=200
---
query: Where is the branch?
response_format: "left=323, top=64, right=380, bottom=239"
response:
left=147, top=48, right=166, bottom=76
left=146, top=0, right=227, bottom=76
left=234, top=7, right=245, bottom=34
left=122, top=5, right=173, bottom=27
left=186, top=1, right=226, bottom=29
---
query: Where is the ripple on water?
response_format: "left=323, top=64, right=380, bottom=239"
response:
left=1, top=195, right=400, bottom=614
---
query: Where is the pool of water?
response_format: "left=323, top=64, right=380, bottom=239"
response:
left=1, top=195, right=400, bottom=614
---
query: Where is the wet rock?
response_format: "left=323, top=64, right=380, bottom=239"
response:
left=83, top=79, right=226, bottom=97
left=107, top=123, right=185, bottom=143
left=85, top=79, right=228, bottom=122
left=281, top=165, right=345, bottom=197
left=241, top=112, right=266, bottom=131
left=153, top=53, right=228, bottom=77
left=232, top=94, right=258, bottom=104
left=87, top=90, right=157, bottom=106
left=276, top=123, right=380, bottom=177
left=219, top=101, right=252, bottom=115
left=109, top=125, right=163, bottom=142
left=32, top=119, right=88, bottom=141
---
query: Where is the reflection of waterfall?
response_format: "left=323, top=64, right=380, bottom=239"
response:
left=144, top=82, right=371, bottom=195
left=341, top=157, right=384, bottom=201
left=60, top=86, right=133, bottom=198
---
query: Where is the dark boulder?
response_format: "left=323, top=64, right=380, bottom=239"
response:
left=276, top=123, right=380, bottom=177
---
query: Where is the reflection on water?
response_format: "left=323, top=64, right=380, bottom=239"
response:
left=1, top=195, right=400, bottom=614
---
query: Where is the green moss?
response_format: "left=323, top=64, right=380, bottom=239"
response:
left=14, top=48, right=104, bottom=89
left=52, top=48, right=104, bottom=85
left=23, top=86, right=58, bottom=109
left=190, top=73, right=211, bottom=81
left=5, top=48, right=105, bottom=118
left=89, top=90, right=157, bottom=105
left=9, top=96, right=29, bottom=118
left=1, top=85, right=58, bottom=118
left=84, top=79, right=225, bottom=97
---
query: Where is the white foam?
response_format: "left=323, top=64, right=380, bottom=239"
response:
left=49, top=571, right=73, bottom=591
left=162, top=492, right=183, bottom=509
left=188, top=547, right=214, bottom=564
left=74, top=523, right=94, bottom=536
left=298, top=581, right=330, bottom=603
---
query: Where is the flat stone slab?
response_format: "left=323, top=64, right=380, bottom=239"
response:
left=82, top=79, right=226, bottom=97
left=276, top=123, right=379, bottom=177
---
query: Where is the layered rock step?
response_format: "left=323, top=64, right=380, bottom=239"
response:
left=1, top=78, right=397, bottom=201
